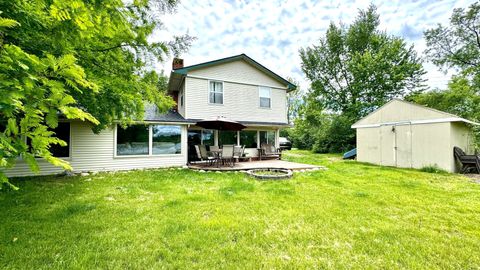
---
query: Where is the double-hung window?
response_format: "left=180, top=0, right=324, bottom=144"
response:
left=209, top=81, right=223, bottom=104
left=259, top=86, right=271, bottom=108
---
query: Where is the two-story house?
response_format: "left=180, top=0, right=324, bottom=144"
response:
left=7, top=54, right=295, bottom=177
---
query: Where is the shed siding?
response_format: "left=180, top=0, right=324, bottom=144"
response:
left=450, top=122, right=473, bottom=172
left=357, top=128, right=381, bottom=165
left=357, top=122, right=455, bottom=172
left=188, top=60, right=286, bottom=88
left=185, top=77, right=287, bottom=123
left=410, top=123, right=451, bottom=171
left=5, top=121, right=188, bottom=177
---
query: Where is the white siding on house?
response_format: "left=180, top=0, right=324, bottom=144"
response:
left=178, top=82, right=186, bottom=117
left=188, top=60, right=286, bottom=89
left=185, top=77, right=287, bottom=123
left=5, top=121, right=188, bottom=177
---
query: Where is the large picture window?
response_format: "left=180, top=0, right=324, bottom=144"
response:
left=259, top=131, right=275, bottom=146
left=152, top=125, right=181, bottom=154
left=218, top=130, right=237, bottom=146
left=240, top=130, right=257, bottom=148
left=209, top=81, right=223, bottom=104
left=259, top=86, right=271, bottom=108
left=116, top=125, right=149, bottom=155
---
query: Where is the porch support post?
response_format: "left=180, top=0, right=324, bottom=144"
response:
left=275, top=129, right=280, bottom=148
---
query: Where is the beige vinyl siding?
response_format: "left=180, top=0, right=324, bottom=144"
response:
left=5, top=121, right=188, bottom=177
left=188, top=60, right=286, bottom=89
left=185, top=77, right=287, bottom=123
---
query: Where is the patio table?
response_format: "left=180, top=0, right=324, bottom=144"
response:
left=209, top=149, right=223, bottom=167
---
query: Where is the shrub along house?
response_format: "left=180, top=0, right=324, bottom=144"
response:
left=7, top=54, right=296, bottom=177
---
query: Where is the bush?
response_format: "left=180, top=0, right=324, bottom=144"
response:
left=420, top=165, right=448, bottom=174
left=288, top=113, right=356, bottom=153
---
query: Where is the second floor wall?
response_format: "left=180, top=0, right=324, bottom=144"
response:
left=179, top=60, right=288, bottom=123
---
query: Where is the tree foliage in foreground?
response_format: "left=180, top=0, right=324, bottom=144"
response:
left=292, top=5, right=425, bottom=153
left=0, top=1, right=192, bottom=187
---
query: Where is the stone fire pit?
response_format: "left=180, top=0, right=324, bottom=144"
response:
left=246, top=168, right=293, bottom=180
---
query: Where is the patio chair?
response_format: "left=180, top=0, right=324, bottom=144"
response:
left=233, top=145, right=246, bottom=165
left=209, top=145, right=220, bottom=152
left=221, top=145, right=235, bottom=167
left=258, top=143, right=281, bottom=160
left=198, top=145, right=215, bottom=166
left=454, top=146, right=480, bottom=174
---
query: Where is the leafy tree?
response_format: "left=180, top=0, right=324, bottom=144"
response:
left=424, top=2, right=480, bottom=86
left=294, top=5, right=425, bottom=153
left=0, top=1, right=191, bottom=187
left=300, top=5, right=425, bottom=119
left=407, top=76, right=480, bottom=148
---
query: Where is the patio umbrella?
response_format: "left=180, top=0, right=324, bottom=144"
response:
left=196, top=117, right=246, bottom=131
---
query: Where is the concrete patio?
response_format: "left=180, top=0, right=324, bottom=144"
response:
left=188, top=159, right=324, bottom=171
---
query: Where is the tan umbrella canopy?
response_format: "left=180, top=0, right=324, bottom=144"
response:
left=196, top=117, right=246, bottom=131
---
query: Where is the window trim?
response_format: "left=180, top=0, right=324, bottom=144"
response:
left=258, top=130, right=276, bottom=147
left=151, top=125, right=182, bottom=156
left=208, top=80, right=224, bottom=105
left=259, top=86, right=272, bottom=109
left=114, top=124, right=183, bottom=158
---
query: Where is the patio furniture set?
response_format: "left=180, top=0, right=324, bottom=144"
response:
left=454, top=146, right=480, bottom=174
left=194, top=143, right=282, bottom=168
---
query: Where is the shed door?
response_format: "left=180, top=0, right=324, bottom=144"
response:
left=395, top=124, right=412, bottom=168
left=380, top=125, right=396, bottom=166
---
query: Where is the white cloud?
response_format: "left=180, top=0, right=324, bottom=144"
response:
left=154, top=0, right=477, bottom=91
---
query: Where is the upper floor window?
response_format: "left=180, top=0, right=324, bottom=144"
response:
left=209, top=81, right=223, bottom=104
left=259, top=86, right=271, bottom=108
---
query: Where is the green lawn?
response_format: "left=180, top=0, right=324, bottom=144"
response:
left=1, top=151, right=480, bottom=269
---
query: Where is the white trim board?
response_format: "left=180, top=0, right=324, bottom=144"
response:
left=352, top=117, right=480, bottom=129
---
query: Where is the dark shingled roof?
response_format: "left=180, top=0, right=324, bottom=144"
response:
left=143, top=105, right=195, bottom=123
left=143, top=105, right=290, bottom=126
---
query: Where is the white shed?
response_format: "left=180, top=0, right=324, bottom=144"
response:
left=352, top=99, right=478, bottom=172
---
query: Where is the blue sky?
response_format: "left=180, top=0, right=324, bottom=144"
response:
left=155, top=0, right=475, bottom=91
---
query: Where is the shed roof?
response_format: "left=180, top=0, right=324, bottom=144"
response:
left=352, top=99, right=479, bottom=128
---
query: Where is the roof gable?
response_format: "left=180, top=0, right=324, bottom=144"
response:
left=352, top=99, right=478, bottom=128
left=172, top=54, right=296, bottom=91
